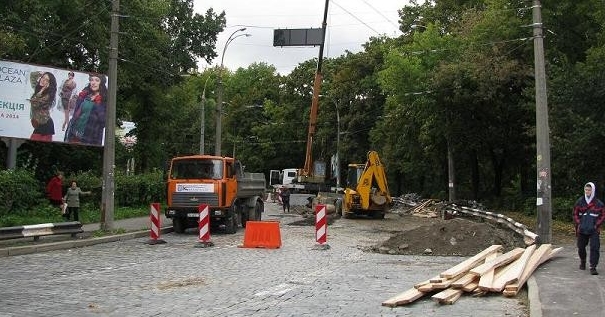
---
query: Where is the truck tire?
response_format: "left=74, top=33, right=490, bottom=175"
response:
left=372, top=211, right=385, bottom=219
left=253, top=201, right=262, bottom=221
left=173, top=217, right=186, bottom=234
left=225, top=215, right=237, bottom=234
left=224, top=205, right=238, bottom=234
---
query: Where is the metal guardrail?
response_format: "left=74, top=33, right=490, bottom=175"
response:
left=0, top=221, right=83, bottom=241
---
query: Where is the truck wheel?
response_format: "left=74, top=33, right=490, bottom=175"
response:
left=254, top=201, right=263, bottom=221
left=225, top=215, right=237, bottom=234
left=241, top=211, right=249, bottom=228
left=372, top=211, right=385, bottom=219
left=173, top=218, right=186, bottom=234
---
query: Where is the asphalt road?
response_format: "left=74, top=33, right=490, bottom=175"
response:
left=0, top=203, right=528, bottom=317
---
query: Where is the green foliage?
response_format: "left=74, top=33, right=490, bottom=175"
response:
left=0, top=169, right=164, bottom=227
left=519, top=196, right=576, bottom=222
left=114, top=170, right=165, bottom=207
left=0, top=169, right=42, bottom=216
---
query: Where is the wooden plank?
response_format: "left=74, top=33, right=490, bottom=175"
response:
left=462, top=280, right=479, bottom=292
left=477, top=252, right=501, bottom=291
left=415, top=272, right=465, bottom=291
left=478, top=266, right=496, bottom=291
left=414, top=275, right=440, bottom=289
left=382, top=287, right=427, bottom=307
left=432, top=288, right=463, bottom=305
left=412, top=199, right=433, bottom=213
left=503, top=244, right=554, bottom=297
left=451, top=272, right=477, bottom=289
left=440, top=290, right=463, bottom=304
left=417, top=283, right=436, bottom=292
left=470, top=248, right=525, bottom=276
left=440, top=245, right=503, bottom=279
left=490, top=245, right=536, bottom=292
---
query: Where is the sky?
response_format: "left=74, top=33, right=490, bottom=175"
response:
left=193, top=0, right=408, bottom=75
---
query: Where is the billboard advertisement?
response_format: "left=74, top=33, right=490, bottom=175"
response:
left=0, top=60, right=108, bottom=146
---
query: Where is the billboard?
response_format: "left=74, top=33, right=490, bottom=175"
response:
left=0, top=60, right=108, bottom=146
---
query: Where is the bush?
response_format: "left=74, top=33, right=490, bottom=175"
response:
left=114, top=170, right=165, bottom=207
left=521, top=195, right=575, bottom=222
left=0, top=169, right=43, bottom=216
left=0, top=169, right=166, bottom=227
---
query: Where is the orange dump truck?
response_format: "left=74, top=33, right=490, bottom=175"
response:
left=164, top=155, right=266, bottom=233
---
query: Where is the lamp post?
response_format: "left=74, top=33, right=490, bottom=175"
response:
left=215, top=28, right=251, bottom=156
left=335, top=101, right=341, bottom=190
left=199, top=75, right=212, bottom=155
left=328, top=98, right=341, bottom=191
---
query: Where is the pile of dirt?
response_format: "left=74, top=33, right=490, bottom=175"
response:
left=366, top=217, right=527, bottom=256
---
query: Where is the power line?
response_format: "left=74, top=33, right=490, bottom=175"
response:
left=361, top=0, right=399, bottom=30
left=331, top=0, right=382, bottom=35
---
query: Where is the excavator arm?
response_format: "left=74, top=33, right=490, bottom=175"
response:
left=354, top=151, right=392, bottom=210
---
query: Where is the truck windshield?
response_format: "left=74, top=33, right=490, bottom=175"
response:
left=170, top=159, right=223, bottom=180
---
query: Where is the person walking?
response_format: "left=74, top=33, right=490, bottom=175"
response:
left=63, top=180, right=92, bottom=222
left=280, top=187, right=291, bottom=213
left=45, top=171, right=64, bottom=208
left=573, top=182, right=605, bottom=275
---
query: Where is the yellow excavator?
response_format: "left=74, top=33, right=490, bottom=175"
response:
left=342, top=151, right=392, bottom=219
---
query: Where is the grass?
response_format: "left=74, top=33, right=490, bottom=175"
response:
left=501, top=210, right=576, bottom=244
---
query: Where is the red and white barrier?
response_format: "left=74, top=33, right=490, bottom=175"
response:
left=197, top=204, right=214, bottom=247
left=148, top=203, right=166, bottom=245
left=315, top=204, right=327, bottom=245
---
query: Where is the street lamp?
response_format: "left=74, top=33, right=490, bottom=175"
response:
left=199, top=75, right=212, bottom=155
left=319, top=94, right=342, bottom=191
left=334, top=100, right=341, bottom=191
left=215, top=28, right=251, bottom=156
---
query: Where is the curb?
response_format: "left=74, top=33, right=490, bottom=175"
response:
left=0, top=226, right=173, bottom=258
left=527, top=276, right=541, bottom=317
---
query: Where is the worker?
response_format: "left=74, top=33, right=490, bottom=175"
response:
left=280, top=187, right=291, bottom=213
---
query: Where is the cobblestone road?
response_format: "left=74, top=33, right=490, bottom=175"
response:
left=0, top=203, right=527, bottom=317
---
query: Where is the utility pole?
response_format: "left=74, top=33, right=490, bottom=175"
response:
left=101, top=0, right=119, bottom=231
left=533, top=0, right=552, bottom=243
left=200, top=75, right=212, bottom=155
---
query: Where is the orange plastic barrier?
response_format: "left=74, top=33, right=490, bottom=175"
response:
left=240, top=221, right=281, bottom=249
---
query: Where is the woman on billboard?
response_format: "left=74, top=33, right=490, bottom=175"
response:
left=29, top=71, right=58, bottom=142
left=64, top=73, right=107, bottom=145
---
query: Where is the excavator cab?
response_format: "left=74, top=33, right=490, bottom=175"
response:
left=342, top=151, right=392, bottom=219
left=346, top=163, right=365, bottom=189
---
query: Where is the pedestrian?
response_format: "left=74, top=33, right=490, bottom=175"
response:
left=573, top=182, right=605, bottom=275
left=45, top=171, right=64, bottom=208
left=63, top=180, right=92, bottom=222
left=280, top=187, right=291, bottom=213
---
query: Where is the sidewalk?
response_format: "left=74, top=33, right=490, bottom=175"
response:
left=530, top=244, right=605, bottom=317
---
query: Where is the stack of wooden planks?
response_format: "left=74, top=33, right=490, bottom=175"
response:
left=410, top=199, right=439, bottom=218
left=381, top=244, right=562, bottom=307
